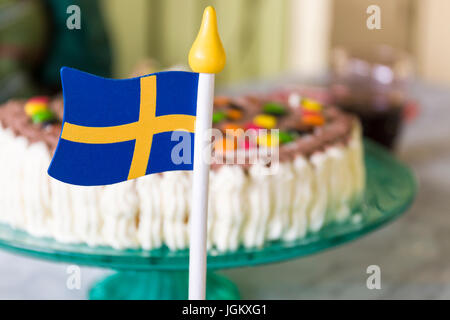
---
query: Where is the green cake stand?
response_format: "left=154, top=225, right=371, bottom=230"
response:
left=0, top=140, right=416, bottom=300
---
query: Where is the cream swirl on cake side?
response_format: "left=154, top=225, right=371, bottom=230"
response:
left=0, top=94, right=365, bottom=251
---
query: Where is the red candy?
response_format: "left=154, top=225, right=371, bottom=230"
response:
left=301, top=110, right=321, bottom=117
left=240, top=138, right=257, bottom=150
left=27, top=96, right=50, bottom=104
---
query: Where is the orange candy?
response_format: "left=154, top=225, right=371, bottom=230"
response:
left=214, top=137, right=237, bottom=153
left=222, top=124, right=244, bottom=137
left=214, top=96, right=230, bottom=106
left=226, top=109, right=243, bottom=120
left=300, top=99, right=325, bottom=126
left=302, top=114, right=325, bottom=126
left=223, top=123, right=241, bottom=131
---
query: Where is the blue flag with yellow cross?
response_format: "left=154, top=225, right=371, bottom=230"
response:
left=48, top=67, right=199, bottom=186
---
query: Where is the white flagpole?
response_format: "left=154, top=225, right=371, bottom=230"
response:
left=188, top=6, right=226, bottom=300
left=189, top=73, right=214, bottom=299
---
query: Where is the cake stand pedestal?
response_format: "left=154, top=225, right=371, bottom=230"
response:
left=89, top=271, right=239, bottom=300
left=0, top=141, right=416, bottom=300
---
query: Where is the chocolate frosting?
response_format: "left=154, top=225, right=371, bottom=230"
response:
left=0, top=93, right=356, bottom=170
left=0, top=99, right=62, bottom=151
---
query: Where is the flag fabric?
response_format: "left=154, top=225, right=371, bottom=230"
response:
left=48, top=67, right=199, bottom=186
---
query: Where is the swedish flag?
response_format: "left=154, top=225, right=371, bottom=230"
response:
left=48, top=67, right=199, bottom=186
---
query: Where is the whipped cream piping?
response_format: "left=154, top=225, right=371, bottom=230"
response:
left=0, top=123, right=365, bottom=251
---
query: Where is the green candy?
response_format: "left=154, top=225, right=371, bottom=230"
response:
left=279, top=131, right=295, bottom=144
left=32, top=109, right=55, bottom=124
left=212, top=111, right=226, bottom=124
left=263, top=102, right=286, bottom=116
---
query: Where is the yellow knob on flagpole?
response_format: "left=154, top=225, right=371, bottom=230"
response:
left=189, top=6, right=226, bottom=74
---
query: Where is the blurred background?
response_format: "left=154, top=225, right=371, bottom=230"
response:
left=2, top=0, right=450, bottom=92
left=1, top=0, right=450, bottom=299
left=3, top=0, right=448, bottom=149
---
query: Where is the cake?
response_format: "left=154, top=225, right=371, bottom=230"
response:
left=0, top=91, right=365, bottom=252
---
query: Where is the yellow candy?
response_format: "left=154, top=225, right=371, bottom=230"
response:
left=257, top=132, right=279, bottom=148
left=253, top=114, right=277, bottom=129
left=25, top=102, right=48, bottom=116
left=302, top=99, right=322, bottom=112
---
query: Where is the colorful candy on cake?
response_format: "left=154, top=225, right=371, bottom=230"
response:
left=0, top=90, right=364, bottom=251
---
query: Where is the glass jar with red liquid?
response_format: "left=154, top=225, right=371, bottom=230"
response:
left=331, top=46, right=413, bottom=150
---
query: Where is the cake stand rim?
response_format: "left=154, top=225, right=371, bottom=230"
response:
left=0, top=139, right=417, bottom=271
